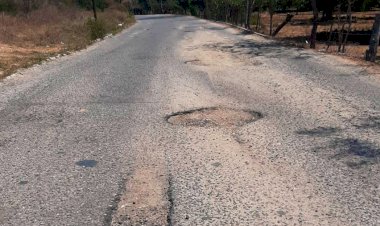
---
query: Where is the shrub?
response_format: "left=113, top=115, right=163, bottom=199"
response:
left=251, top=13, right=260, bottom=26
left=189, top=5, right=198, bottom=16
left=86, top=18, right=107, bottom=40
left=0, top=0, right=16, bottom=13
left=77, top=0, right=109, bottom=11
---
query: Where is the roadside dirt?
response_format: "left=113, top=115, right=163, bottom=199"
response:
left=258, top=11, right=380, bottom=62
left=0, top=44, right=62, bottom=79
left=0, top=6, right=135, bottom=79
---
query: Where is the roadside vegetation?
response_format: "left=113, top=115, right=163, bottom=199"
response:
left=0, top=0, right=135, bottom=78
left=130, top=0, right=380, bottom=62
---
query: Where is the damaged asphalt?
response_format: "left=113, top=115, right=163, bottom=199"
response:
left=0, top=15, right=379, bottom=225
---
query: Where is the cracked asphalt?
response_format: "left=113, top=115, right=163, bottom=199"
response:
left=0, top=15, right=379, bottom=225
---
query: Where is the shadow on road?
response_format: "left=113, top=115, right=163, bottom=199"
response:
left=202, top=40, right=315, bottom=60
left=296, top=125, right=380, bottom=169
left=296, top=127, right=341, bottom=137
left=136, top=15, right=183, bottom=21
left=353, top=115, right=380, bottom=130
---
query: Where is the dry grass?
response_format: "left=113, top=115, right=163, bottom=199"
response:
left=253, top=11, right=380, bottom=61
left=0, top=4, right=135, bottom=78
left=0, top=44, right=60, bottom=78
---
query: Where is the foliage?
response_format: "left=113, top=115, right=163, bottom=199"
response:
left=87, top=18, right=107, bottom=40
left=0, top=0, right=16, bottom=13
left=77, top=0, right=109, bottom=11
left=131, top=0, right=380, bottom=17
left=0, top=0, right=117, bottom=13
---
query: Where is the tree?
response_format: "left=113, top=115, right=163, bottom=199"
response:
left=341, top=0, right=354, bottom=52
left=91, top=0, right=97, bottom=20
left=310, top=0, right=318, bottom=48
left=267, top=0, right=276, bottom=35
left=178, top=0, right=190, bottom=14
left=22, top=0, right=31, bottom=13
left=365, top=14, right=380, bottom=62
left=320, top=0, right=337, bottom=20
left=272, top=13, right=293, bottom=36
left=77, top=0, right=109, bottom=11
left=245, top=0, right=255, bottom=29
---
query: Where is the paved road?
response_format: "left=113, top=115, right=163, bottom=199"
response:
left=0, top=15, right=379, bottom=225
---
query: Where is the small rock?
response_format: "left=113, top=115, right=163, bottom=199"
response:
left=212, top=162, right=221, bottom=167
left=19, top=180, right=28, bottom=185
left=277, top=210, right=286, bottom=217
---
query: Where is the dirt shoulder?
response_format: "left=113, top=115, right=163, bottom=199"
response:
left=255, top=11, right=380, bottom=63
left=0, top=44, right=62, bottom=79
left=210, top=11, right=380, bottom=66
left=209, top=17, right=380, bottom=75
left=0, top=5, right=134, bottom=79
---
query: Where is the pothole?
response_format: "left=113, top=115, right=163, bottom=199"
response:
left=166, top=107, right=262, bottom=127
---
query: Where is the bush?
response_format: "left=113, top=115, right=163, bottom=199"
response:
left=189, top=5, right=198, bottom=16
left=251, top=13, right=260, bottom=26
left=77, top=0, right=109, bottom=11
left=87, top=18, right=107, bottom=40
left=0, top=0, right=16, bottom=13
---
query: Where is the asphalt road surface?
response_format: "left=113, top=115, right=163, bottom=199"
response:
left=0, top=15, right=379, bottom=225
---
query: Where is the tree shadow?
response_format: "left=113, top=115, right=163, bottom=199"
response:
left=331, top=138, right=380, bottom=159
left=296, top=127, right=341, bottom=137
left=204, top=26, right=228, bottom=31
left=202, top=40, right=314, bottom=60
left=353, top=115, right=380, bottom=131
left=136, top=15, right=183, bottom=21
left=296, top=126, right=380, bottom=169
left=283, top=30, right=372, bottom=46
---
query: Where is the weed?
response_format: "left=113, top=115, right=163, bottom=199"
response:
left=0, top=3, right=135, bottom=79
left=87, top=18, right=107, bottom=40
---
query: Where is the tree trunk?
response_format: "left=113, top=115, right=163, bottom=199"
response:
left=204, top=0, right=209, bottom=19
left=256, top=4, right=261, bottom=30
left=245, top=0, right=250, bottom=28
left=23, top=0, right=31, bottom=14
left=272, top=14, right=294, bottom=37
left=310, top=0, right=318, bottom=49
left=326, top=19, right=335, bottom=51
left=342, top=0, right=353, bottom=53
left=337, top=5, right=345, bottom=52
left=365, top=14, right=380, bottom=62
left=92, top=0, right=97, bottom=20
left=269, top=13, right=273, bottom=35
left=225, top=6, right=228, bottom=22
left=245, top=0, right=254, bottom=29
left=322, top=5, right=334, bottom=21
left=240, top=7, right=244, bottom=27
